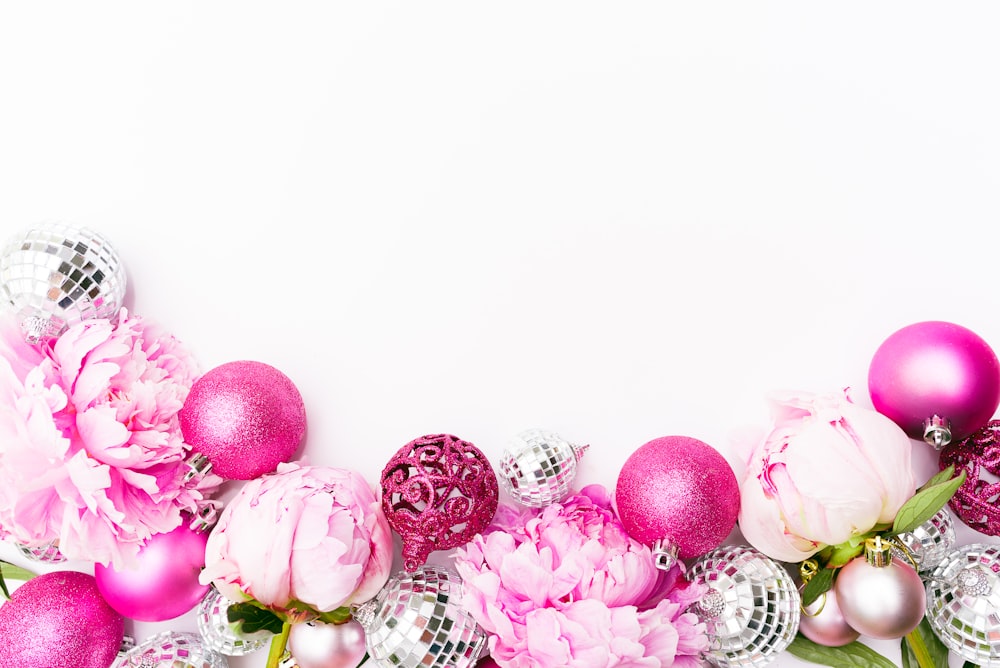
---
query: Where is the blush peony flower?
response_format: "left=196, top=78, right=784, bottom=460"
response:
left=0, top=309, right=222, bottom=567
left=737, top=389, right=916, bottom=563
left=200, top=461, right=393, bottom=615
left=454, top=484, right=708, bottom=667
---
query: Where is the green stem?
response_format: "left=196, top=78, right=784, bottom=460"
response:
left=266, top=620, right=292, bottom=668
left=906, top=628, right=935, bottom=668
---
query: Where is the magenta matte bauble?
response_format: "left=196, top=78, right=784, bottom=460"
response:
left=0, top=570, right=124, bottom=668
left=798, top=586, right=860, bottom=647
left=95, top=523, right=210, bottom=621
left=288, top=620, right=368, bottom=668
left=868, top=321, right=1000, bottom=444
left=614, top=435, right=740, bottom=561
left=180, top=359, right=307, bottom=479
left=834, top=556, right=926, bottom=640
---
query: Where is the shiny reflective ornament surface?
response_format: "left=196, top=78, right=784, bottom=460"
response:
left=797, top=587, right=859, bottom=647
left=688, top=544, right=800, bottom=667
left=0, top=223, right=126, bottom=343
left=926, top=543, right=1000, bottom=667
left=287, top=620, right=367, bottom=668
left=498, top=428, right=588, bottom=508
left=15, top=538, right=66, bottom=563
left=940, top=420, right=1000, bottom=535
left=352, top=565, right=486, bottom=668
left=118, top=631, right=228, bottom=668
left=196, top=587, right=270, bottom=656
left=890, top=508, right=956, bottom=572
left=834, top=539, right=925, bottom=640
left=868, top=320, right=1000, bottom=447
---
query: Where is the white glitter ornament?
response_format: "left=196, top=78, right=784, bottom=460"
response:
left=196, top=587, right=270, bottom=656
left=117, top=631, right=228, bottom=668
left=498, top=428, right=588, bottom=507
left=0, top=223, right=126, bottom=343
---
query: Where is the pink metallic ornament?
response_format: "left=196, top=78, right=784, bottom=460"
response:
left=380, top=434, right=499, bottom=571
left=94, top=523, right=210, bottom=622
left=798, top=586, right=860, bottom=647
left=868, top=320, right=1000, bottom=448
left=0, top=570, right=124, bottom=668
left=288, top=620, right=367, bottom=668
left=180, top=359, right=307, bottom=479
left=940, top=420, right=1000, bottom=535
left=614, top=435, right=740, bottom=569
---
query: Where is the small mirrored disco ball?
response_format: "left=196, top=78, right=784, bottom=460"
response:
left=498, top=428, right=588, bottom=508
left=688, top=544, right=800, bottom=668
left=196, top=587, right=270, bottom=656
left=16, top=539, right=66, bottom=563
left=117, top=631, right=228, bottom=668
left=891, top=508, right=956, bottom=573
left=926, top=543, right=1000, bottom=667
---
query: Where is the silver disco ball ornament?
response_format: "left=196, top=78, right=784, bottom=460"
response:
left=498, top=428, right=588, bottom=507
left=15, top=539, right=66, bottom=564
left=0, top=223, right=127, bottom=343
left=925, top=543, right=1000, bottom=667
left=117, top=631, right=228, bottom=668
left=352, top=565, right=486, bottom=668
left=891, top=507, right=956, bottom=573
left=196, top=587, right=270, bottom=656
left=688, top=544, right=800, bottom=668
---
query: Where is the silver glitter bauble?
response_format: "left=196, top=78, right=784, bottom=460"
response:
left=688, top=544, right=800, bottom=668
left=891, top=507, right=956, bottom=573
left=498, top=428, right=588, bottom=508
left=351, top=565, right=486, bottom=668
left=117, top=631, right=228, bottom=668
left=195, top=587, right=270, bottom=656
left=925, top=543, right=1000, bottom=667
left=0, top=223, right=126, bottom=343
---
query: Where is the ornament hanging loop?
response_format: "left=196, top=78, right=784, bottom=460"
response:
left=923, top=415, right=952, bottom=449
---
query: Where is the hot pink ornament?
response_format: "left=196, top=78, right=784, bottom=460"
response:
left=0, top=570, right=124, bottom=668
left=381, top=434, right=499, bottom=571
left=940, top=419, right=1000, bottom=535
left=868, top=320, right=1000, bottom=448
left=94, top=522, right=210, bottom=621
left=615, top=435, right=740, bottom=569
left=180, top=359, right=307, bottom=479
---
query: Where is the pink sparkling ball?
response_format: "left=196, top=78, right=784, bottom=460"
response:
left=869, top=320, right=1000, bottom=443
left=0, top=570, right=124, bottom=668
left=180, top=359, right=307, bottom=479
left=94, top=523, right=210, bottom=621
left=614, top=435, right=740, bottom=561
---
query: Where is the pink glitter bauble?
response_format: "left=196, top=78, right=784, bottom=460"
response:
left=940, top=420, right=1000, bottom=536
left=94, top=523, right=210, bottom=621
left=0, top=570, right=124, bottom=668
left=868, top=321, right=1000, bottom=447
left=180, top=359, right=307, bottom=479
left=381, top=434, right=499, bottom=571
left=615, top=435, right=740, bottom=564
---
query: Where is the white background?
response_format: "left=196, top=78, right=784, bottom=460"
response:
left=2, top=3, right=1000, bottom=667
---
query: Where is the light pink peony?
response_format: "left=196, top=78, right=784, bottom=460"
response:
left=201, top=461, right=393, bottom=614
left=454, top=484, right=708, bottom=667
left=0, top=309, right=222, bottom=567
left=738, top=389, right=916, bottom=563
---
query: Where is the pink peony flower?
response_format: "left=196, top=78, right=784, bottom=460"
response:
left=454, top=484, right=708, bottom=667
left=738, top=389, right=916, bottom=563
left=200, top=461, right=393, bottom=614
left=0, top=309, right=222, bottom=567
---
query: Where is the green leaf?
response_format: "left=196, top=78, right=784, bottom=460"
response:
left=800, top=567, right=835, bottom=607
left=227, top=601, right=285, bottom=635
left=892, top=469, right=967, bottom=534
left=900, top=617, right=951, bottom=668
left=316, top=606, right=354, bottom=625
left=0, top=561, right=35, bottom=600
left=918, top=465, right=956, bottom=493
left=826, top=541, right=865, bottom=567
left=787, top=634, right=898, bottom=667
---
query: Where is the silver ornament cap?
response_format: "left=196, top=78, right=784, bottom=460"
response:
left=498, top=428, right=588, bottom=508
left=926, top=543, right=1000, bottom=667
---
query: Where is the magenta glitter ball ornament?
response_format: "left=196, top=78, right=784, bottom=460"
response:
left=798, top=586, right=860, bottom=647
left=287, top=620, right=367, bottom=668
left=95, top=522, right=211, bottom=621
left=0, top=570, right=124, bottom=668
left=380, top=434, right=499, bottom=571
left=939, top=420, right=1000, bottom=535
left=614, top=435, right=740, bottom=569
left=180, top=359, right=307, bottom=479
left=868, top=320, right=1000, bottom=448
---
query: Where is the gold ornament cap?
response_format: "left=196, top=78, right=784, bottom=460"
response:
left=864, top=536, right=893, bottom=567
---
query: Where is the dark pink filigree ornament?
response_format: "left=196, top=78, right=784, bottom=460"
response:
left=381, top=434, right=499, bottom=571
left=940, top=419, right=1000, bottom=536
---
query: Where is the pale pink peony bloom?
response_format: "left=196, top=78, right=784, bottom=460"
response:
left=454, top=484, right=708, bottom=667
left=201, top=461, right=393, bottom=614
left=738, top=389, right=916, bottom=563
left=0, top=310, right=222, bottom=567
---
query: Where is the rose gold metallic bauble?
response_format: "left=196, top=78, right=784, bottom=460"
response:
left=288, top=620, right=367, bottom=668
left=798, top=587, right=860, bottom=647
left=834, top=550, right=925, bottom=640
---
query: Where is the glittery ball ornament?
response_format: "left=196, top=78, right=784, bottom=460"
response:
left=890, top=507, right=956, bottom=572
left=196, top=587, right=270, bottom=656
left=118, top=631, right=228, bottom=668
left=380, top=434, right=498, bottom=571
left=0, top=223, right=126, bottom=343
left=615, top=435, right=740, bottom=569
left=498, top=428, right=588, bottom=508
left=180, top=360, right=307, bottom=480
left=351, top=565, right=486, bottom=668
left=868, top=320, right=1000, bottom=448
left=926, top=543, right=1000, bottom=667
left=688, top=544, right=800, bottom=668
left=0, top=570, right=124, bottom=668
left=940, top=420, right=1000, bottom=535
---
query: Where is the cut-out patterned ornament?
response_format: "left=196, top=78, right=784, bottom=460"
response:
left=940, top=420, right=1000, bottom=536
